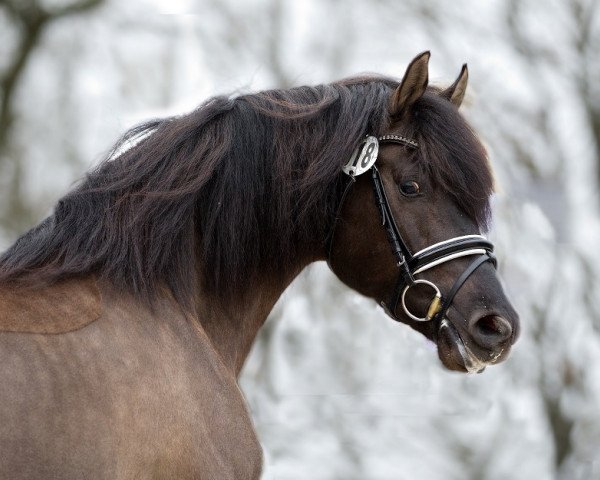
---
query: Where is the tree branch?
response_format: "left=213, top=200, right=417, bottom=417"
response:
left=0, top=0, right=105, bottom=234
left=0, top=5, right=47, bottom=148
left=0, top=0, right=105, bottom=144
left=48, top=0, right=104, bottom=19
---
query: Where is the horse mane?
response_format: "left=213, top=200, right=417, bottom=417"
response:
left=0, top=77, right=492, bottom=309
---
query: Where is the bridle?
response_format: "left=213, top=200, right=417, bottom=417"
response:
left=327, top=134, right=497, bottom=327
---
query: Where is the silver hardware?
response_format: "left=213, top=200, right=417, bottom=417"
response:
left=378, top=134, right=419, bottom=148
left=342, top=136, right=379, bottom=176
left=401, top=279, right=442, bottom=322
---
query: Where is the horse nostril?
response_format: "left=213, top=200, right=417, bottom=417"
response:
left=471, top=315, right=513, bottom=349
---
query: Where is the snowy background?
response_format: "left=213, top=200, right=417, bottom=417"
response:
left=1, top=0, right=599, bottom=478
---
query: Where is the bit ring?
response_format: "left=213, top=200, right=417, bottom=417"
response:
left=401, top=279, right=442, bottom=322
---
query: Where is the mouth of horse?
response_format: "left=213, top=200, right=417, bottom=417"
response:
left=436, top=318, right=503, bottom=373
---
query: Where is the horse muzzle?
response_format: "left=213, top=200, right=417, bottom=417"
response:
left=436, top=313, right=516, bottom=373
left=437, top=319, right=491, bottom=373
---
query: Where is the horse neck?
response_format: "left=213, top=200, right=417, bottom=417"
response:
left=194, top=253, right=319, bottom=377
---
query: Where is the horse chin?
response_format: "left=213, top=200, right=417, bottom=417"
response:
left=436, top=319, right=489, bottom=374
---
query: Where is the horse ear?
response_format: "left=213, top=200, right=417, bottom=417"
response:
left=442, top=64, right=468, bottom=108
left=390, top=51, right=430, bottom=118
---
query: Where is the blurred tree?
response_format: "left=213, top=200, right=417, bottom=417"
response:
left=503, top=1, right=599, bottom=477
left=0, top=0, right=105, bottom=235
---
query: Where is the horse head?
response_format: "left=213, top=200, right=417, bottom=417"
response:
left=328, top=52, right=520, bottom=373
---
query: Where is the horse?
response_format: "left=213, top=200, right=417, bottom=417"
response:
left=0, top=52, right=519, bottom=479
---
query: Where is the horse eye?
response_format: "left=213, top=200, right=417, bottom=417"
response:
left=400, top=181, right=420, bottom=196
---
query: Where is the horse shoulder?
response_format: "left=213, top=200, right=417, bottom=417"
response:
left=0, top=279, right=262, bottom=479
left=0, top=276, right=101, bottom=334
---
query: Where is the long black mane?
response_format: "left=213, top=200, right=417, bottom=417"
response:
left=0, top=77, right=492, bottom=308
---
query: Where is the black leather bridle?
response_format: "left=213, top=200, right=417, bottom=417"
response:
left=327, top=134, right=497, bottom=327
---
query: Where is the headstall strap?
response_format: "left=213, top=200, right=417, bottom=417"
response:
left=328, top=133, right=497, bottom=325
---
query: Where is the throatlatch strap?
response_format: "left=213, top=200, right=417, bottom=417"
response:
left=326, top=175, right=356, bottom=268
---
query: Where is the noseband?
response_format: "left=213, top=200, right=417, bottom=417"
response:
left=327, top=135, right=496, bottom=326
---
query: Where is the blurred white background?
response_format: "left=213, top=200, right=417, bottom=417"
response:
left=1, top=0, right=599, bottom=478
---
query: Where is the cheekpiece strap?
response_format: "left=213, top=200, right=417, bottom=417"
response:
left=370, top=166, right=413, bottom=278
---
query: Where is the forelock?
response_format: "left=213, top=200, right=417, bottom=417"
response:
left=411, top=90, right=493, bottom=231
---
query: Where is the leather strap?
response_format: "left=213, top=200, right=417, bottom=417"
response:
left=371, top=166, right=414, bottom=285
left=326, top=175, right=356, bottom=268
left=410, top=237, right=495, bottom=272
left=433, top=253, right=495, bottom=323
